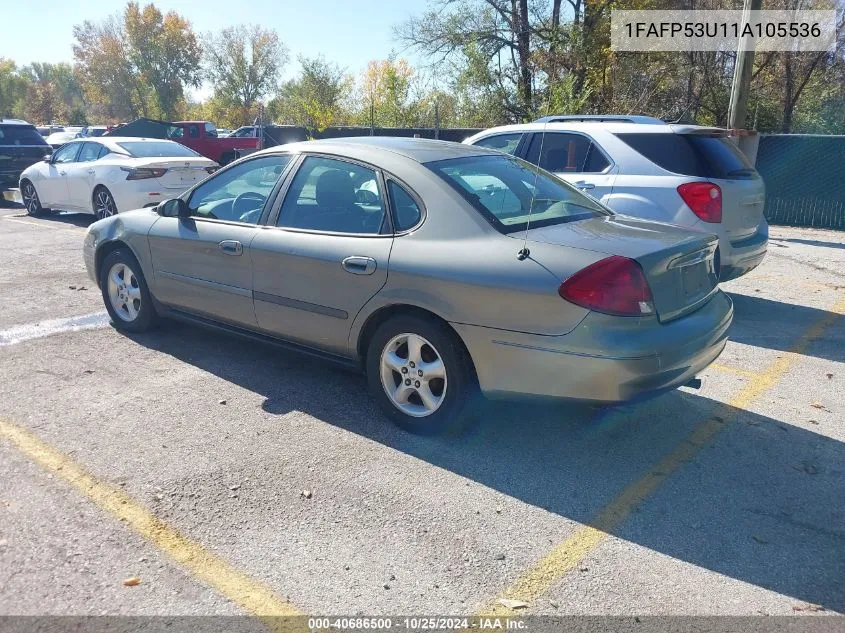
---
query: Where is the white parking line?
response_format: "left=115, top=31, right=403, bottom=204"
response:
left=0, top=312, right=110, bottom=347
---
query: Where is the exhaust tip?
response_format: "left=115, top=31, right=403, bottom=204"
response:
left=685, top=377, right=703, bottom=390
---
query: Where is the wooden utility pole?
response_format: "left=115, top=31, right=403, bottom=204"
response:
left=727, top=0, right=763, bottom=129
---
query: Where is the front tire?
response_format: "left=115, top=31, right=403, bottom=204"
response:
left=99, top=249, right=158, bottom=332
left=21, top=180, right=48, bottom=217
left=365, top=315, right=478, bottom=435
left=93, top=186, right=117, bottom=220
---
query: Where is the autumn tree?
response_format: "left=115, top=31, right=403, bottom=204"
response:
left=204, top=25, right=287, bottom=122
left=0, top=59, right=29, bottom=119
left=268, top=56, right=352, bottom=129
left=73, top=3, right=201, bottom=122
left=123, top=2, right=202, bottom=120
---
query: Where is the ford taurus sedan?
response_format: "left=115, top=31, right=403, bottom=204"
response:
left=83, top=138, right=733, bottom=434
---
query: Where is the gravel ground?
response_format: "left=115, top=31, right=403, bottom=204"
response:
left=0, top=210, right=842, bottom=623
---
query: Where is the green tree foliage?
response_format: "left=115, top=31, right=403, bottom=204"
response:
left=268, top=56, right=352, bottom=130
left=123, top=2, right=202, bottom=120
left=0, top=59, right=29, bottom=119
left=204, top=24, right=287, bottom=123
left=73, top=2, right=200, bottom=122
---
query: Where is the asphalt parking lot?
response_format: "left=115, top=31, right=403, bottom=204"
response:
left=0, top=206, right=843, bottom=622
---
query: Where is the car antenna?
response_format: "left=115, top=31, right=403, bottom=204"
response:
left=517, top=61, right=556, bottom=261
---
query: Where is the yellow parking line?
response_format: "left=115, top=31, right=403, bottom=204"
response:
left=0, top=418, right=302, bottom=629
left=481, top=294, right=845, bottom=615
left=2, top=217, right=83, bottom=231
left=708, top=363, right=757, bottom=379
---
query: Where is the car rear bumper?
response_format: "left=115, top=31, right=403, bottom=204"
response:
left=452, top=290, right=733, bottom=403
left=718, top=220, right=768, bottom=281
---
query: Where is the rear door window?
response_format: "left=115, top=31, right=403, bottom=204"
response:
left=78, top=142, right=102, bottom=162
left=615, top=133, right=757, bottom=179
left=524, top=132, right=610, bottom=174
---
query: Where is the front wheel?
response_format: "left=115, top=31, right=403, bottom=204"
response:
left=365, top=315, right=478, bottom=435
left=21, top=181, right=47, bottom=217
left=93, top=187, right=117, bottom=220
left=99, top=249, right=158, bottom=332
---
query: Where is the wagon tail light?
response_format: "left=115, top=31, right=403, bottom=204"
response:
left=558, top=256, right=655, bottom=317
left=677, top=182, right=722, bottom=223
left=121, top=167, right=168, bottom=180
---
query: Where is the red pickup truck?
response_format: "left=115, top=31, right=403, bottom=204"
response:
left=168, top=121, right=259, bottom=165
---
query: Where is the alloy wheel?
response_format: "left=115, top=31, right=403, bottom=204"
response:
left=379, top=333, right=448, bottom=418
left=23, top=183, right=40, bottom=216
left=95, top=189, right=116, bottom=220
left=106, top=262, right=142, bottom=322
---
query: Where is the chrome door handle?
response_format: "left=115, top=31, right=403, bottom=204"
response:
left=574, top=181, right=595, bottom=190
left=342, top=256, right=377, bottom=275
left=218, top=240, right=243, bottom=256
left=59, top=171, right=67, bottom=176
left=87, top=169, right=95, bottom=175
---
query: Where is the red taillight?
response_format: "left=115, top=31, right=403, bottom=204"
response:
left=123, top=167, right=167, bottom=180
left=558, top=256, right=655, bottom=317
left=677, top=182, right=721, bottom=223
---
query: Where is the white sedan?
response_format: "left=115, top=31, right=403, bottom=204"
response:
left=19, top=137, right=218, bottom=219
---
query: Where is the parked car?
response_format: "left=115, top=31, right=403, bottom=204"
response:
left=82, top=137, right=731, bottom=434
left=45, top=130, right=81, bottom=149
left=167, top=121, right=260, bottom=165
left=0, top=119, right=52, bottom=190
left=81, top=126, right=108, bottom=137
left=20, top=137, right=217, bottom=219
left=464, top=115, right=768, bottom=281
left=36, top=125, right=65, bottom=137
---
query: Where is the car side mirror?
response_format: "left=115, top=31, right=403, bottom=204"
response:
left=157, top=198, right=190, bottom=218
left=42, top=154, right=52, bottom=163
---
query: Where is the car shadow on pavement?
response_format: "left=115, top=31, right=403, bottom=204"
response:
left=728, top=292, right=845, bottom=364
left=44, top=211, right=97, bottom=228
left=771, top=237, right=845, bottom=251
left=130, top=323, right=845, bottom=613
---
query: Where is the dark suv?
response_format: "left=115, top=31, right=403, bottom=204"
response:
left=0, top=119, right=52, bottom=190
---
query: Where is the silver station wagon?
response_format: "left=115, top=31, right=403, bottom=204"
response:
left=83, top=137, right=733, bottom=434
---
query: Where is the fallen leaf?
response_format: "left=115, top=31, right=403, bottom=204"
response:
left=229, top=484, right=240, bottom=491
left=752, top=535, right=769, bottom=544
left=811, top=403, right=829, bottom=412
left=803, top=464, right=818, bottom=475
left=123, top=577, right=141, bottom=587
left=497, top=598, right=529, bottom=610
left=300, top=490, right=312, bottom=499
left=809, top=420, right=819, bottom=425
left=826, top=373, right=833, bottom=379
left=494, top=553, right=506, bottom=560
left=218, top=399, right=227, bottom=405
left=793, top=603, right=825, bottom=612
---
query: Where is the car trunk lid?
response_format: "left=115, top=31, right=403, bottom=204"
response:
left=131, top=158, right=214, bottom=190
left=522, top=215, right=720, bottom=323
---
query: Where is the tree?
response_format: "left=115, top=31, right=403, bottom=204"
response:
left=268, top=56, right=352, bottom=129
left=357, top=58, right=418, bottom=127
left=73, top=3, right=201, bottom=122
left=396, top=0, right=536, bottom=120
left=204, top=25, right=287, bottom=121
left=123, top=2, right=202, bottom=120
left=0, top=59, right=29, bottom=119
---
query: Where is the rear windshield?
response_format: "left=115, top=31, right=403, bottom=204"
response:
left=0, top=125, right=49, bottom=146
left=615, top=132, right=758, bottom=180
left=427, top=154, right=609, bottom=234
left=117, top=141, right=200, bottom=158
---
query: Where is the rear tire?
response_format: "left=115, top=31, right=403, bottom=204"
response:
left=99, top=248, right=158, bottom=333
left=21, top=180, right=48, bottom=217
left=365, top=315, right=479, bottom=435
left=93, top=186, right=117, bottom=220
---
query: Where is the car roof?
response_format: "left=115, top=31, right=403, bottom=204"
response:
left=0, top=119, right=34, bottom=126
left=254, top=136, right=498, bottom=164
left=470, top=121, right=726, bottom=135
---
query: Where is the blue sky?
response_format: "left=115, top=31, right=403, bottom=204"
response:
left=0, top=0, right=431, bottom=97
